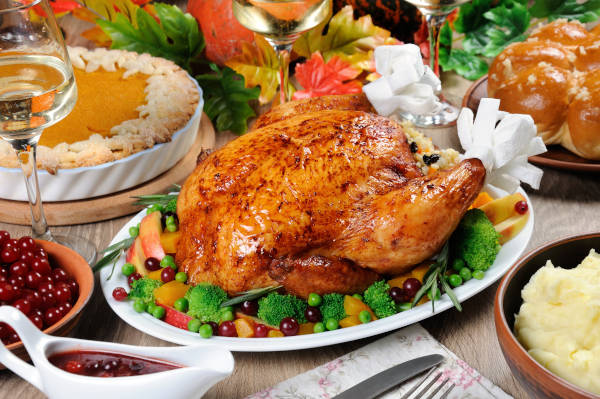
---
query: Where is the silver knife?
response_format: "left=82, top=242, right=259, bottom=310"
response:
left=332, top=354, right=444, bottom=399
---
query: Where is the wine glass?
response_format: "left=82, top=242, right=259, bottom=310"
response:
left=402, top=0, right=471, bottom=127
left=232, top=0, right=331, bottom=104
left=0, top=0, right=97, bottom=263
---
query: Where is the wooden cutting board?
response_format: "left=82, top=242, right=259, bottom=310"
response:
left=0, top=114, right=215, bottom=226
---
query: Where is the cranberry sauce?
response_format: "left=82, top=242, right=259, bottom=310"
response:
left=48, top=350, right=181, bottom=377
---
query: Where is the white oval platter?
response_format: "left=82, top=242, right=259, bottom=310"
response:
left=0, top=77, right=204, bottom=202
left=100, top=189, right=534, bottom=352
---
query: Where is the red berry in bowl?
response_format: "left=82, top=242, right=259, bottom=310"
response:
left=127, top=273, right=142, bottom=288
left=57, top=302, right=72, bottom=316
left=402, top=278, right=422, bottom=298
left=17, top=237, right=35, bottom=252
left=29, top=314, right=43, bottom=329
left=160, top=267, right=175, bottom=283
left=13, top=298, right=31, bottom=315
left=67, top=280, right=79, bottom=296
left=9, top=261, right=29, bottom=277
left=144, top=257, right=161, bottom=271
left=254, top=324, right=268, bottom=338
left=24, top=290, right=42, bottom=308
left=54, top=285, right=72, bottom=304
left=65, top=360, right=84, bottom=374
left=44, top=307, right=62, bottom=326
left=18, top=251, right=34, bottom=266
left=279, top=317, right=299, bottom=336
left=218, top=321, right=238, bottom=337
left=0, top=283, right=15, bottom=301
left=25, top=271, right=43, bottom=289
left=41, top=291, right=57, bottom=310
left=8, top=275, right=25, bottom=289
left=3, top=238, right=18, bottom=251
left=52, top=268, right=69, bottom=283
left=38, top=281, right=54, bottom=295
left=240, top=300, right=258, bottom=316
left=112, top=287, right=128, bottom=301
left=31, top=258, right=51, bottom=275
left=1, top=247, right=18, bottom=264
left=515, top=200, right=528, bottom=215
left=0, top=231, right=10, bottom=246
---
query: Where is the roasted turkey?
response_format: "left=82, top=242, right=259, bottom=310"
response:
left=176, top=95, right=485, bottom=297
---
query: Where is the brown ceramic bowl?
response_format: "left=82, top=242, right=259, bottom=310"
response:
left=4, top=240, right=94, bottom=361
left=494, top=233, right=600, bottom=399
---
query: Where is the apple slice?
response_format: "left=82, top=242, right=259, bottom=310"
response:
left=495, top=212, right=530, bottom=244
left=479, top=193, right=526, bottom=225
left=125, top=237, right=147, bottom=276
left=158, top=304, right=192, bottom=330
left=140, top=211, right=166, bottom=260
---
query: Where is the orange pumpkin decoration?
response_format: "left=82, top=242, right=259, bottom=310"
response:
left=187, top=0, right=255, bottom=65
left=333, top=0, right=422, bottom=43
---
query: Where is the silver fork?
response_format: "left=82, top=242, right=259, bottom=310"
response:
left=398, top=367, right=456, bottom=399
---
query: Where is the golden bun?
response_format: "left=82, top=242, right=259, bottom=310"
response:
left=489, top=20, right=600, bottom=159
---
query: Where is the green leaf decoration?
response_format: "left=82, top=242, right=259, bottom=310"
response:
left=530, top=0, right=600, bottom=22
left=97, top=3, right=204, bottom=72
left=439, top=22, right=489, bottom=80
left=196, top=65, right=260, bottom=135
left=79, top=0, right=140, bottom=25
left=481, top=2, right=530, bottom=58
left=220, top=285, right=282, bottom=308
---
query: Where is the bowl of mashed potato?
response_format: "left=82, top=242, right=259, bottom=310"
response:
left=495, top=233, right=600, bottom=399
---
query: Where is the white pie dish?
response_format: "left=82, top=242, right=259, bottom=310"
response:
left=0, top=78, right=203, bottom=202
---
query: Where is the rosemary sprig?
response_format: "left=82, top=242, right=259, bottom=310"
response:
left=92, top=236, right=135, bottom=279
left=132, top=184, right=181, bottom=207
left=411, top=242, right=462, bottom=312
left=220, top=285, right=282, bottom=308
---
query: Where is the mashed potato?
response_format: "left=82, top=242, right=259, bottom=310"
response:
left=515, top=250, right=600, bottom=395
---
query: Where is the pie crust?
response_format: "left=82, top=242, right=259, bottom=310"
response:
left=0, top=47, right=199, bottom=173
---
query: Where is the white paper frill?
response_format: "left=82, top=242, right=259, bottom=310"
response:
left=362, top=44, right=442, bottom=117
left=458, top=98, right=547, bottom=194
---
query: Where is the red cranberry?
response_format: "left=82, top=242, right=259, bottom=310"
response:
left=0, top=231, right=10, bottom=246
left=240, top=300, right=258, bottom=316
left=13, top=299, right=31, bottom=315
left=279, top=317, right=299, bottom=336
left=1, top=247, right=18, bottom=264
left=17, top=237, right=35, bottom=252
left=31, top=258, right=51, bottom=275
left=218, top=321, right=237, bottom=337
left=29, top=307, right=43, bottom=319
left=67, top=280, right=79, bottom=296
left=25, top=271, right=43, bottom=289
left=3, top=239, right=18, bottom=251
left=254, top=324, right=269, bottom=338
left=54, top=285, right=71, bottom=304
left=39, top=275, right=53, bottom=285
left=0, top=322, right=12, bottom=338
left=65, top=360, right=84, bottom=374
left=0, top=268, right=8, bottom=280
left=5, top=332, right=19, bottom=344
left=304, top=306, right=322, bottom=322
left=41, top=291, right=57, bottom=309
left=112, top=287, right=128, bottom=301
left=52, top=268, right=69, bottom=283
left=29, top=314, right=43, bottom=329
left=18, top=250, right=35, bottom=266
left=8, top=275, right=25, bottom=289
left=206, top=321, right=219, bottom=336
left=44, top=307, right=62, bottom=326
left=160, top=267, right=175, bottom=283
left=0, top=283, right=15, bottom=301
left=389, top=286, right=407, bottom=304
left=402, top=278, right=422, bottom=298
left=127, top=273, right=142, bottom=287
left=34, top=249, right=47, bottom=259
left=515, top=200, right=528, bottom=215
left=38, top=281, right=54, bottom=295
left=57, top=302, right=72, bottom=316
left=144, top=257, right=161, bottom=271
left=9, top=261, right=29, bottom=277
left=24, top=291, right=42, bottom=309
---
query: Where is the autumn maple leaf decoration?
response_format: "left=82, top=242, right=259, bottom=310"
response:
left=293, top=52, right=362, bottom=100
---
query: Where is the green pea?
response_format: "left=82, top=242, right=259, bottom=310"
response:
left=152, top=306, right=165, bottom=319
left=166, top=215, right=176, bottom=226
left=160, top=255, right=176, bottom=268
left=220, top=310, right=234, bottom=322
left=128, top=226, right=139, bottom=238
left=175, top=272, right=188, bottom=283
left=307, top=293, right=322, bottom=307
left=146, top=204, right=163, bottom=214
left=220, top=306, right=234, bottom=314
left=427, top=289, right=441, bottom=301
left=146, top=302, right=157, bottom=315
left=459, top=267, right=472, bottom=281
left=452, top=258, right=465, bottom=272
left=313, top=322, right=325, bottom=333
left=132, top=299, right=146, bottom=313
left=199, top=323, right=213, bottom=338
left=121, top=263, right=135, bottom=277
left=448, top=274, right=463, bottom=288
left=397, top=302, right=412, bottom=312
left=358, top=310, right=371, bottom=324
left=165, top=223, right=177, bottom=233
left=188, top=319, right=202, bottom=333
left=472, top=270, right=485, bottom=280
left=174, top=297, right=188, bottom=312
left=325, top=318, right=339, bottom=331
left=352, top=294, right=363, bottom=302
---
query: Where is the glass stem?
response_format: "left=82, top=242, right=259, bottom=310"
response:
left=10, top=133, right=52, bottom=240
left=269, top=40, right=293, bottom=104
left=426, top=13, right=448, bottom=78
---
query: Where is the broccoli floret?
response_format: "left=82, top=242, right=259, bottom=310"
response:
left=451, top=209, right=501, bottom=271
left=319, top=293, right=346, bottom=322
left=364, top=280, right=396, bottom=319
left=128, top=277, right=162, bottom=304
left=164, top=198, right=177, bottom=213
left=185, top=283, right=228, bottom=322
left=257, top=292, right=307, bottom=326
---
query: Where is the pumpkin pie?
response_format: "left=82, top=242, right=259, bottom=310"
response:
left=0, top=47, right=199, bottom=173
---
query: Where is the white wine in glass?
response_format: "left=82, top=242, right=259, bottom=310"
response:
left=0, top=0, right=96, bottom=264
left=233, top=0, right=332, bottom=103
left=402, top=0, right=471, bottom=127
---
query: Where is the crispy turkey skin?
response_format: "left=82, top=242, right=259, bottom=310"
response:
left=177, top=101, right=485, bottom=297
